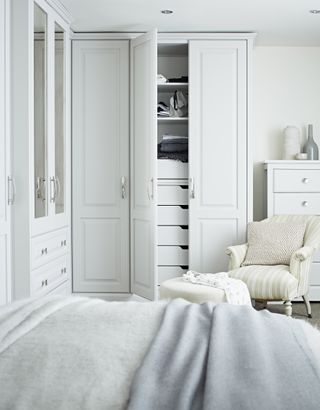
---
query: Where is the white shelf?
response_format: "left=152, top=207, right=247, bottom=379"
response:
left=158, top=83, right=189, bottom=91
left=157, top=117, right=188, bottom=123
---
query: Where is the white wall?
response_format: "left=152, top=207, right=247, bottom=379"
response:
left=253, top=47, right=320, bottom=221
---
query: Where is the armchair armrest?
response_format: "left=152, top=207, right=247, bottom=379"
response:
left=290, top=246, right=315, bottom=295
left=291, top=246, right=315, bottom=262
left=226, top=244, right=248, bottom=270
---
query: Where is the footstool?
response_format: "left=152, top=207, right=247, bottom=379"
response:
left=159, top=277, right=227, bottom=304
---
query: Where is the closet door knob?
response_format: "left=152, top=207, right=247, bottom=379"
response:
left=302, top=178, right=309, bottom=184
left=302, top=201, right=309, bottom=207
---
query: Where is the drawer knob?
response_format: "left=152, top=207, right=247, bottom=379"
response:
left=302, top=201, right=309, bottom=207
left=302, top=178, right=309, bottom=184
left=45, top=248, right=48, bottom=254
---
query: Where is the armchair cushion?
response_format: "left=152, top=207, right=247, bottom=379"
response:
left=242, top=222, right=306, bottom=266
left=229, top=265, right=298, bottom=300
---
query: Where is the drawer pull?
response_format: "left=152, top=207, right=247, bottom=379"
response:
left=41, top=248, right=48, bottom=256
left=302, top=178, right=309, bottom=184
left=61, top=240, right=67, bottom=247
left=41, top=279, right=48, bottom=287
left=302, top=201, right=309, bottom=207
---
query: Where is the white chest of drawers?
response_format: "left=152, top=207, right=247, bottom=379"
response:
left=265, top=160, right=320, bottom=300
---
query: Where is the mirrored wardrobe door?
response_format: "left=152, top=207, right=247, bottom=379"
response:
left=54, top=22, right=65, bottom=215
left=34, top=3, right=48, bottom=218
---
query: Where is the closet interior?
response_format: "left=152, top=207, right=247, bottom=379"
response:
left=157, top=43, right=190, bottom=285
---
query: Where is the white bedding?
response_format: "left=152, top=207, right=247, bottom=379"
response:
left=0, top=296, right=319, bottom=410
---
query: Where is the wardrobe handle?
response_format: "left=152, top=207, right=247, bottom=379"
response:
left=54, top=177, right=61, bottom=201
left=150, top=177, right=154, bottom=200
left=121, top=176, right=126, bottom=199
left=147, top=178, right=154, bottom=200
left=189, top=177, right=195, bottom=199
left=8, top=176, right=16, bottom=205
left=50, top=177, right=56, bottom=203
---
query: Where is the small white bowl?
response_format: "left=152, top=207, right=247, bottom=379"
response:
left=296, top=153, right=308, bottom=160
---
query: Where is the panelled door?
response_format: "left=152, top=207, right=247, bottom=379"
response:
left=130, top=30, right=158, bottom=299
left=0, top=0, right=11, bottom=305
left=72, top=40, right=130, bottom=292
left=189, top=40, right=247, bottom=273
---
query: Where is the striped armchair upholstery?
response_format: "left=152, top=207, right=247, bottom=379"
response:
left=226, top=215, right=320, bottom=317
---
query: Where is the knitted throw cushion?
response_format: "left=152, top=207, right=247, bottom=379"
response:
left=242, top=222, right=306, bottom=266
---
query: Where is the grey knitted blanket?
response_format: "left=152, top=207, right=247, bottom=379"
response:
left=128, top=299, right=320, bottom=410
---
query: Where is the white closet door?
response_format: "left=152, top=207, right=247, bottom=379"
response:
left=189, top=40, right=247, bottom=273
left=130, top=30, right=157, bottom=299
left=0, top=0, right=11, bottom=305
left=72, top=40, right=130, bottom=293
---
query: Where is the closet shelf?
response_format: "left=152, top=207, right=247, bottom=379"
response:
left=157, top=117, right=189, bottom=123
left=158, top=83, right=189, bottom=91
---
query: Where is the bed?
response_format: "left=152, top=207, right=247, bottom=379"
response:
left=0, top=296, right=319, bottom=410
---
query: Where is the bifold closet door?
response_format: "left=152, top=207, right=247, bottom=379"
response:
left=72, top=40, right=130, bottom=292
left=130, top=30, right=158, bottom=299
left=189, top=40, right=247, bottom=273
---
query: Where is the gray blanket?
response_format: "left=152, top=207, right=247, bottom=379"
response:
left=128, top=299, right=320, bottom=410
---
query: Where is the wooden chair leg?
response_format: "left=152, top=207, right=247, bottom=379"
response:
left=284, top=301, right=292, bottom=316
left=302, top=294, right=312, bottom=318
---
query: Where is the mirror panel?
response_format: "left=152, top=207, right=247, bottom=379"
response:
left=34, top=3, right=48, bottom=218
left=54, top=22, right=65, bottom=215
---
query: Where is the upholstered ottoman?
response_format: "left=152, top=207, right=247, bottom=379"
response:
left=159, top=277, right=227, bottom=304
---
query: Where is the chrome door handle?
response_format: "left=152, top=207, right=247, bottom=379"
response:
left=121, top=176, right=126, bottom=199
left=8, top=176, right=16, bottom=205
left=189, top=177, right=195, bottom=199
left=150, top=177, right=154, bottom=200
left=54, top=177, right=61, bottom=201
left=50, top=177, right=56, bottom=203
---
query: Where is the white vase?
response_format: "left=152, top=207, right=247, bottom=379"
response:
left=282, top=126, right=300, bottom=160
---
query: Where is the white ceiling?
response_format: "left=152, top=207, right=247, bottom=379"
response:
left=60, top=0, right=320, bottom=45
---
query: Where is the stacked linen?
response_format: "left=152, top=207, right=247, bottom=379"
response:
left=158, top=134, right=188, bottom=162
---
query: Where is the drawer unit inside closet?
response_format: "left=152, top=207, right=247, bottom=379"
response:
left=156, top=42, right=190, bottom=286
left=158, top=184, right=189, bottom=205
left=158, top=160, right=188, bottom=179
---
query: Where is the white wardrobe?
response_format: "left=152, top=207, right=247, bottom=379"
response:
left=9, top=0, right=72, bottom=300
left=72, top=31, right=254, bottom=300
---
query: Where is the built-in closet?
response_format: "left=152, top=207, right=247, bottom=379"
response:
left=9, top=0, right=72, bottom=300
left=72, top=30, right=254, bottom=300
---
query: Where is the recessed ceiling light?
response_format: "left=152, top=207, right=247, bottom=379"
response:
left=310, top=9, right=320, bottom=14
left=161, top=9, right=173, bottom=15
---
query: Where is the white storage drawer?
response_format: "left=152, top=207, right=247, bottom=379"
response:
left=158, top=206, right=188, bottom=225
left=31, top=228, right=69, bottom=269
left=274, top=169, right=320, bottom=193
left=274, top=193, right=320, bottom=215
left=158, top=246, right=189, bottom=265
left=158, top=266, right=188, bottom=283
left=158, top=226, right=188, bottom=245
left=49, top=279, right=71, bottom=296
left=158, top=185, right=188, bottom=205
left=30, top=255, right=70, bottom=297
left=158, top=159, right=188, bottom=179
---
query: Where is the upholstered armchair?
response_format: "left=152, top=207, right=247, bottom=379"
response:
left=226, top=215, right=320, bottom=317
